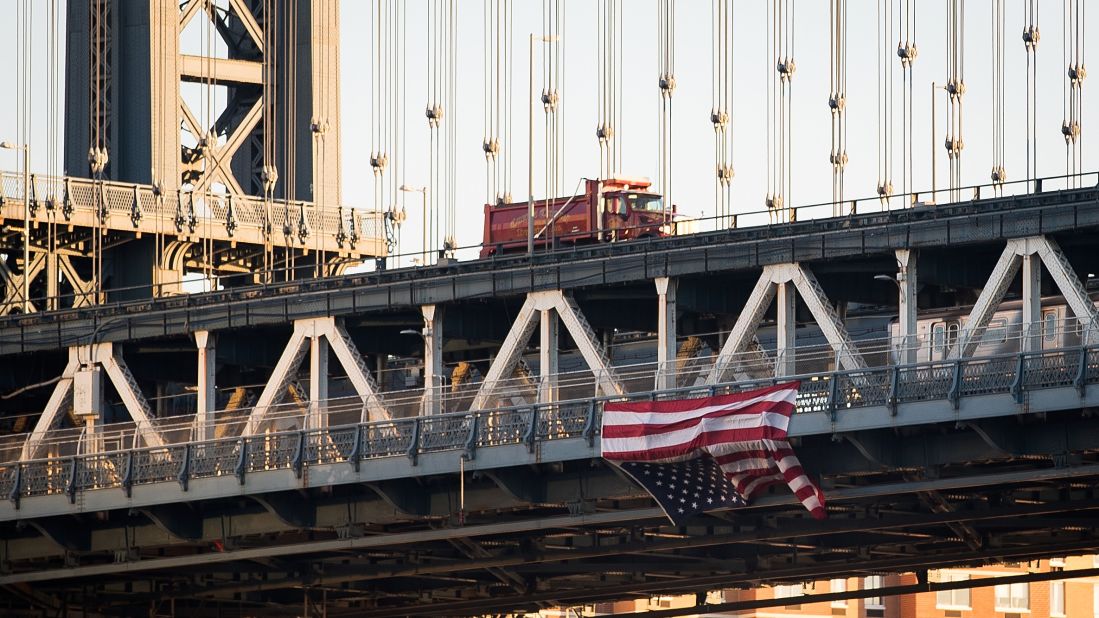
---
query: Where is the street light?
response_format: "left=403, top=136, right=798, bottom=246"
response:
left=528, top=34, right=561, bottom=255
left=873, top=274, right=899, bottom=286
left=1, top=141, right=30, bottom=313
left=399, top=185, right=428, bottom=267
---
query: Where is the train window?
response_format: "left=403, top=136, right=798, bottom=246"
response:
left=931, top=323, right=946, bottom=356
left=931, top=321, right=960, bottom=358
left=1043, top=310, right=1058, bottom=342
left=984, top=319, right=1008, bottom=344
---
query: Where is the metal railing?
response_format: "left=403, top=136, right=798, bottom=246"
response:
left=3, top=344, right=1098, bottom=507
left=0, top=171, right=387, bottom=252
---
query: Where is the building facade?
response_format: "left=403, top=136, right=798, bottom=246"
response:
left=560, top=555, right=1099, bottom=618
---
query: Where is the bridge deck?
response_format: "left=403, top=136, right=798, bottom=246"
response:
left=3, top=345, right=1096, bottom=521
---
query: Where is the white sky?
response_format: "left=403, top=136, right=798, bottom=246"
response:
left=1, top=1, right=1095, bottom=263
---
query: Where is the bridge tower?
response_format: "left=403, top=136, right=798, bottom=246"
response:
left=60, top=0, right=343, bottom=298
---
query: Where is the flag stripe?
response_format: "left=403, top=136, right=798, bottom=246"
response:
left=601, top=381, right=826, bottom=520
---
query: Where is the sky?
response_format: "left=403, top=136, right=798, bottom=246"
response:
left=1, top=1, right=1095, bottom=265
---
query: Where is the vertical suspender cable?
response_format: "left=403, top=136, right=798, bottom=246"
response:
left=768, top=0, right=794, bottom=222
left=898, top=0, right=918, bottom=200
left=657, top=0, right=675, bottom=222
left=876, top=0, right=894, bottom=206
left=990, top=0, right=1006, bottom=194
left=944, top=0, right=966, bottom=202
left=1062, top=0, right=1085, bottom=187
left=829, top=0, right=849, bottom=214
left=1023, top=1, right=1040, bottom=191
left=712, top=0, right=734, bottom=228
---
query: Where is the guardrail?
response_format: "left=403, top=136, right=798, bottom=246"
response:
left=0, top=171, right=388, bottom=255
left=2, top=345, right=1098, bottom=508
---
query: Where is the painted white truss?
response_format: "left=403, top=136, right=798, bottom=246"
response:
left=470, top=291, right=625, bottom=411
left=701, top=263, right=867, bottom=385
left=21, top=343, right=165, bottom=461
left=950, top=236, right=1099, bottom=359
left=244, top=317, right=389, bottom=436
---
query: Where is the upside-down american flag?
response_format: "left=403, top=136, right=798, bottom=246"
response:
left=601, top=381, right=826, bottom=523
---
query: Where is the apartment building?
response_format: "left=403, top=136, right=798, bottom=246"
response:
left=563, top=555, right=1099, bottom=618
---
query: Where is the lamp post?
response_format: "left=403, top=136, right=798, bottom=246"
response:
left=1, top=141, right=30, bottom=313
left=528, top=34, right=560, bottom=255
left=399, top=185, right=428, bottom=267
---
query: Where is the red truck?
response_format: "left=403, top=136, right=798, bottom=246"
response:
left=479, top=177, right=679, bottom=258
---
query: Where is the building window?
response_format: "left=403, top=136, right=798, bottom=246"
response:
left=1050, top=557, right=1066, bottom=568
left=1051, top=580, right=1066, bottom=617
left=830, top=578, right=847, bottom=608
left=864, top=575, right=884, bottom=609
left=994, top=582, right=1029, bottom=612
left=935, top=573, right=972, bottom=610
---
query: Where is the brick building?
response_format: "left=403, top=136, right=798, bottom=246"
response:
left=561, top=555, right=1099, bottom=618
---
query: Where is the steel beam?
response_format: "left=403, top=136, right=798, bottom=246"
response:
left=896, top=249, right=918, bottom=364
left=308, top=329, right=329, bottom=429
left=6, top=465, right=1099, bottom=585
left=1022, top=253, right=1042, bottom=352
left=245, top=328, right=308, bottom=435
left=421, top=305, right=443, bottom=416
left=20, top=357, right=79, bottom=461
left=553, top=292, right=624, bottom=397
left=539, top=309, right=559, bottom=403
left=786, top=264, right=867, bottom=372
left=470, top=296, right=540, bottom=411
left=327, top=320, right=389, bottom=422
left=195, top=331, right=216, bottom=442
left=1035, top=236, right=1099, bottom=344
left=775, top=281, right=796, bottom=377
left=702, top=273, right=776, bottom=385
left=950, top=241, right=1023, bottom=359
left=655, top=277, right=677, bottom=390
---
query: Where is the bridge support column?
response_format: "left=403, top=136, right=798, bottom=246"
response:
left=950, top=236, right=1099, bottom=358
left=21, top=343, right=165, bottom=460
left=655, top=277, right=677, bottom=390
left=471, top=291, right=624, bottom=411
left=73, top=367, right=104, bottom=455
left=195, top=331, right=216, bottom=442
left=45, top=252, right=60, bottom=311
left=308, top=328, right=330, bottom=429
left=1022, top=253, right=1042, bottom=352
left=245, top=317, right=389, bottom=435
left=539, top=309, right=559, bottom=403
left=703, top=263, right=867, bottom=385
left=896, top=249, right=918, bottom=364
left=775, top=281, right=797, bottom=377
left=421, top=305, right=443, bottom=416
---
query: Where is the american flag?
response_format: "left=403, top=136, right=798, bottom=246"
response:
left=601, top=381, right=826, bottom=520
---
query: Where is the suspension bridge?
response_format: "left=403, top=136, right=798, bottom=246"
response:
left=1, top=1, right=1098, bottom=616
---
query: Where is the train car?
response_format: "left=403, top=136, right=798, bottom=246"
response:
left=479, top=177, right=683, bottom=258
left=890, top=295, right=1084, bottom=363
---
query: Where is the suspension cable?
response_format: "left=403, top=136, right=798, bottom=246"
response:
left=596, top=0, right=622, bottom=179
left=876, top=0, right=894, bottom=205
left=1063, top=0, right=1085, bottom=188
left=1023, top=0, right=1040, bottom=191
left=768, top=0, right=794, bottom=222
left=945, top=0, right=965, bottom=203
left=829, top=0, right=848, bottom=213
left=657, top=0, right=675, bottom=221
left=991, top=0, right=1006, bottom=194
left=712, top=0, right=734, bottom=228
left=897, top=0, right=917, bottom=200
